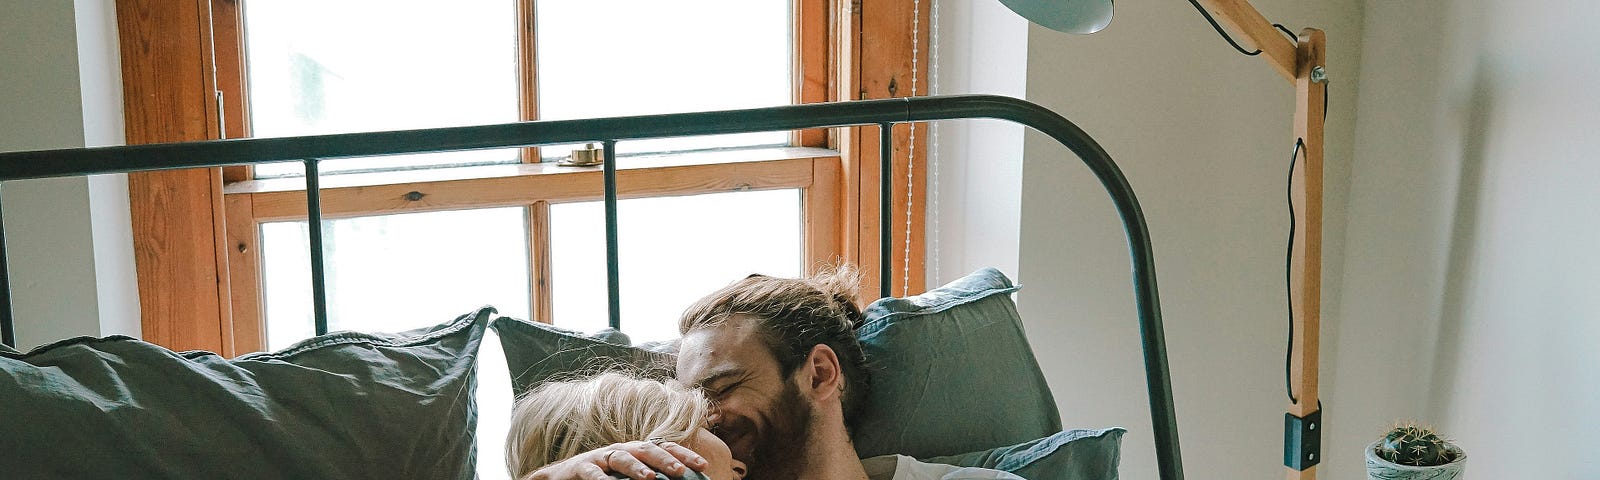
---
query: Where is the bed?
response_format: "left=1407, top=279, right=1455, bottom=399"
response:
left=3, top=95, right=1190, bottom=476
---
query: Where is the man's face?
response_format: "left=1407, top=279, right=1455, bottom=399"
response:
left=677, top=318, right=813, bottom=478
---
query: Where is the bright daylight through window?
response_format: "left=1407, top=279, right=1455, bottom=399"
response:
left=240, top=2, right=802, bottom=478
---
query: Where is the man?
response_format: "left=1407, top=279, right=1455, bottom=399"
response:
left=527, top=269, right=1019, bottom=480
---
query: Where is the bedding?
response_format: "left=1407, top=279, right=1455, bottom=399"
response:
left=853, top=267, right=1062, bottom=458
left=494, top=268, right=1065, bottom=461
left=0, top=307, right=491, bottom=479
left=490, top=317, right=674, bottom=395
left=923, top=428, right=1126, bottom=480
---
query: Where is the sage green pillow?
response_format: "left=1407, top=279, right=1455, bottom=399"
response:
left=490, top=316, right=674, bottom=396
left=852, top=268, right=1062, bottom=458
left=922, top=428, right=1126, bottom=480
left=0, top=307, right=491, bottom=479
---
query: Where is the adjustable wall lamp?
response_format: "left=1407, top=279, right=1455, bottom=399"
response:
left=994, top=1, right=1329, bottom=479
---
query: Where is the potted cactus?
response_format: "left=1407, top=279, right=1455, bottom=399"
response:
left=1365, top=422, right=1465, bottom=480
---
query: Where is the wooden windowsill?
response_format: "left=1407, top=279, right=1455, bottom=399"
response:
left=223, top=146, right=839, bottom=195
left=224, top=146, right=841, bottom=222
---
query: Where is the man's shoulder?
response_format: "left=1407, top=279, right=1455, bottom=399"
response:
left=861, top=454, right=1025, bottom=480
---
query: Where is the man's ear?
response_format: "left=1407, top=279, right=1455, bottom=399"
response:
left=798, top=344, right=843, bottom=401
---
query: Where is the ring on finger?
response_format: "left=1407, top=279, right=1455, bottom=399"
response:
left=603, top=449, right=624, bottom=467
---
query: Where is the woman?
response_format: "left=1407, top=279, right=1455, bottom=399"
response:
left=507, top=371, right=747, bottom=480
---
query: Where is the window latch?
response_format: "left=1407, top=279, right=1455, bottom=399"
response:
left=560, top=143, right=605, bottom=167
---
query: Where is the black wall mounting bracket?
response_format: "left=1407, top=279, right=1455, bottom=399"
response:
left=1284, top=407, right=1323, bottom=470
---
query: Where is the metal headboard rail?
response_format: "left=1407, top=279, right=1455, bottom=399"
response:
left=0, top=94, right=1183, bottom=480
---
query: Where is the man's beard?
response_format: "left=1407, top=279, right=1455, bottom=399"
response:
left=743, top=381, right=814, bottom=480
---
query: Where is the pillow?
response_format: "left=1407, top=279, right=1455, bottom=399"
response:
left=490, top=316, right=673, bottom=396
left=852, top=267, right=1062, bottom=458
left=0, top=306, right=491, bottom=479
left=490, top=268, right=1061, bottom=460
left=922, top=428, right=1126, bottom=480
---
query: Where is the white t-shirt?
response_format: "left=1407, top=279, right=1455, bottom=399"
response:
left=860, top=455, right=1025, bottom=480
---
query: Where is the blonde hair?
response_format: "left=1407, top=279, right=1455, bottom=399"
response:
left=505, top=371, right=711, bottom=478
left=677, top=266, right=870, bottom=431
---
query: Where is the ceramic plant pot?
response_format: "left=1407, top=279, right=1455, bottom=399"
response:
left=1364, top=440, right=1466, bottom=480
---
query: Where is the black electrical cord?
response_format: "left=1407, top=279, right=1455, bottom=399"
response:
left=1187, top=0, right=1261, bottom=56
left=1273, top=23, right=1297, bottom=40
left=1284, top=137, right=1303, bottom=404
left=1187, top=0, right=1308, bottom=56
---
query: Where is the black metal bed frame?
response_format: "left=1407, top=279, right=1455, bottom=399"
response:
left=0, top=94, right=1184, bottom=480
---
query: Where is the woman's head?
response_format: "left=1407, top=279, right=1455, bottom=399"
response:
left=506, top=371, right=746, bottom=480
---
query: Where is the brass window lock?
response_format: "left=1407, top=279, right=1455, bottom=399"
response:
left=560, top=143, right=605, bottom=166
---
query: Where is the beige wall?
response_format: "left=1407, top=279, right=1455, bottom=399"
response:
left=0, top=0, right=137, bottom=350
left=1345, top=0, right=1600, bottom=477
left=1016, top=1, right=1364, bottom=478
left=929, top=0, right=1029, bottom=285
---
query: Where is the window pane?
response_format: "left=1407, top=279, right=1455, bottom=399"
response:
left=243, top=0, right=520, bottom=177
left=536, top=0, right=792, bottom=160
left=549, top=190, right=802, bottom=343
left=477, top=328, right=514, bottom=480
left=260, top=207, right=531, bottom=350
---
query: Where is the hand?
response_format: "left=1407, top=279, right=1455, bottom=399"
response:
left=525, top=440, right=708, bottom=480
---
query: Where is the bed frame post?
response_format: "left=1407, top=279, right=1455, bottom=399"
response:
left=305, top=159, right=331, bottom=336
left=0, top=183, right=14, bottom=348
left=878, top=123, right=894, bottom=299
left=602, top=140, right=622, bottom=331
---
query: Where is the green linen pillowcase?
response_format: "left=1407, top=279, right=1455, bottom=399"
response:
left=852, top=267, right=1063, bottom=459
left=922, top=428, right=1126, bottom=480
left=0, top=307, right=492, bottom=479
left=490, top=316, right=674, bottom=396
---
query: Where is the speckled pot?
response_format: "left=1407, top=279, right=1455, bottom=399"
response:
left=1365, top=440, right=1466, bottom=480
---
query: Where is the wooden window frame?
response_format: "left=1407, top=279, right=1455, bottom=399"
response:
left=119, top=0, right=929, bottom=355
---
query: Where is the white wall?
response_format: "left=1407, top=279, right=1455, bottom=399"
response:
left=0, top=0, right=137, bottom=350
left=928, top=0, right=1028, bottom=286
left=1343, top=0, right=1600, bottom=477
left=1014, top=1, right=1364, bottom=478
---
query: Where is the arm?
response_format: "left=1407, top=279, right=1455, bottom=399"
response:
left=523, top=440, right=708, bottom=480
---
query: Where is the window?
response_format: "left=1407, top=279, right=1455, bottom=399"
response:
left=119, top=0, right=926, bottom=477
left=221, top=0, right=835, bottom=346
left=117, top=0, right=929, bottom=373
left=221, top=4, right=837, bottom=477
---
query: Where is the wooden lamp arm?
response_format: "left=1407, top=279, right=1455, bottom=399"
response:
left=1194, top=0, right=1299, bottom=82
left=1195, top=1, right=1329, bottom=479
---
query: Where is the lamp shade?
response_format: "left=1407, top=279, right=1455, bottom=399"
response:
left=999, top=0, right=1114, bottom=34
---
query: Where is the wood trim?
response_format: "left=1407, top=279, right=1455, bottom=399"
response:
left=832, top=0, right=864, bottom=300
left=1196, top=0, right=1297, bottom=83
left=517, top=0, right=540, bottom=162
left=804, top=157, right=844, bottom=272
left=796, top=0, right=829, bottom=147
left=211, top=0, right=251, bottom=182
left=208, top=168, right=236, bottom=356
left=224, top=194, right=263, bottom=353
left=517, top=0, right=548, bottom=326
left=243, top=157, right=822, bottom=222
left=118, top=0, right=232, bottom=353
left=530, top=201, right=553, bottom=324
left=851, top=0, right=929, bottom=298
